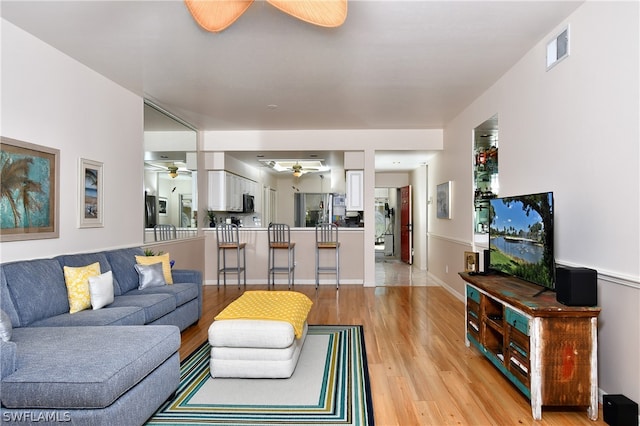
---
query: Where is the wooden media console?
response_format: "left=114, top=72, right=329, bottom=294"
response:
left=459, top=272, right=601, bottom=421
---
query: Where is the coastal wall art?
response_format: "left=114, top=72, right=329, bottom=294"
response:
left=79, top=158, right=103, bottom=228
left=0, top=137, right=59, bottom=241
left=437, top=181, right=451, bottom=219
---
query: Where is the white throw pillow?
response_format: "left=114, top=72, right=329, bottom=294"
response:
left=88, top=271, right=115, bottom=310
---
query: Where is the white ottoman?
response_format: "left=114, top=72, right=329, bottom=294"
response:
left=208, top=319, right=308, bottom=378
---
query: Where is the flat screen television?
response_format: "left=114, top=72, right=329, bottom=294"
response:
left=488, top=191, right=555, bottom=291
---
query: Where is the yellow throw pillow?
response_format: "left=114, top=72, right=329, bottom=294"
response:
left=136, top=253, right=173, bottom=284
left=63, top=262, right=101, bottom=314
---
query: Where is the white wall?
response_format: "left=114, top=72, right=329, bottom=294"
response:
left=1, top=20, right=144, bottom=262
left=428, top=2, right=639, bottom=404
left=375, top=172, right=409, bottom=188
left=411, top=166, right=428, bottom=271
left=202, top=129, right=443, bottom=152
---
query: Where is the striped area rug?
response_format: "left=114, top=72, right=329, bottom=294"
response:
left=146, top=325, right=374, bottom=425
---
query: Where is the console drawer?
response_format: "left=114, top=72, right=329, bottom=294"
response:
left=505, top=307, right=530, bottom=336
left=466, top=285, right=481, bottom=304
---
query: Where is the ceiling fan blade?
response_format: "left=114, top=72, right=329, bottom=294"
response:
left=184, top=0, right=254, bottom=33
left=267, top=0, right=347, bottom=28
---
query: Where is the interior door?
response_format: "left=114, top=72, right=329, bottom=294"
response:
left=400, top=185, right=412, bottom=264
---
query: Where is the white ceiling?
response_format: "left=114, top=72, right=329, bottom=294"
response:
left=2, top=0, right=581, bottom=172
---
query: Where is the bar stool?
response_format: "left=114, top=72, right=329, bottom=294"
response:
left=267, top=223, right=296, bottom=289
left=315, top=223, right=340, bottom=289
left=153, top=224, right=176, bottom=241
left=216, top=223, right=246, bottom=288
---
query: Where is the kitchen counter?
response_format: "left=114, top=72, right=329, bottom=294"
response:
left=202, top=227, right=364, bottom=285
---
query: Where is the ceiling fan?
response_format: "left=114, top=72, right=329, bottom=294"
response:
left=259, top=159, right=327, bottom=177
left=291, top=163, right=305, bottom=177
left=167, top=165, right=180, bottom=179
left=145, top=162, right=190, bottom=179
left=184, top=0, right=348, bottom=33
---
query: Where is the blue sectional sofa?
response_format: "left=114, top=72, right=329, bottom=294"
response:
left=0, top=247, right=203, bottom=425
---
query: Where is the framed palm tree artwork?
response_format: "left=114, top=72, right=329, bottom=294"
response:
left=0, top=137, right=60, bottom=241
left=79, top=158, right=103, bottom=228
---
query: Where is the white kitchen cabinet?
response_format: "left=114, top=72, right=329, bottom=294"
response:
left=346, top=170, right=364, bottom=211
left=208, top=171, right=252, bottom=212
left=208, top=171, right=226, bottom=211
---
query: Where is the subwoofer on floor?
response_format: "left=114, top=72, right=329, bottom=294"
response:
left=555, top=265, right=598, bottom=306
left=603, top=394, right=638, bottom=426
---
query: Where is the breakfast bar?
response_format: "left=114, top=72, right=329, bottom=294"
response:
left=202, top=227, right=365, bottom=286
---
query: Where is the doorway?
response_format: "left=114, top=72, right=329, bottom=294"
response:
left=374, top=188, right=399, bottom=261
left=375, top=180, right=430, bottom=286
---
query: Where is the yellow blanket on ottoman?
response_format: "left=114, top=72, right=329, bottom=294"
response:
left=214, top=291, right=313, bottom=339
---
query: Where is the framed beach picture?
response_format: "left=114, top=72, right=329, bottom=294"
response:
left=437, top=181, right=451, bottom=219
left=79, top=158, right=103, bottom=228
left=0, top=137, right=60, bottom=241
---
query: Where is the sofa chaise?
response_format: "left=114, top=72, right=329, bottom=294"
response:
left=0, top=246, right=202, bottom=425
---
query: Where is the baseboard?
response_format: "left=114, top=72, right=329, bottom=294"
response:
left=426, top=271, right=464, bottom=302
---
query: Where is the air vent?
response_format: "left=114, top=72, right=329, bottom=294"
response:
left=546, top=26, right=570, bottom=70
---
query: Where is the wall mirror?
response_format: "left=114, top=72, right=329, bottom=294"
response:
left=143, top=101, right=198, bottom=242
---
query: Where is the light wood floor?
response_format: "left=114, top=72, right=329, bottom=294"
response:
left=180, top=283, right=606, bottom=425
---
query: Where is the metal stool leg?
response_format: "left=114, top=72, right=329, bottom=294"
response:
left=242, top=245, right=246, bottom=287
left=291, top=246, right=295, bottom=289
left=237, top=246, right=241, bottom=288
left=222, top=249, right=227, bottom=286
left=268, top=246, right=272, bottom=288
left=335, top=245, right=340, bottom=289
left=315, top=246, right=319, bottom=289
left=217, top=248, right=221, bottom=287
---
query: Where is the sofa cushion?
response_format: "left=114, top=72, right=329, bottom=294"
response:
left=1, top=259, right=69, bottom=327
left=28, top=307, right=146, bottom=327
left=0, top=268, right=20, bottom=328
left=0, top=339, right=17, bottom=380
left=105, top=247, right=145, bottom=295
left=109, top=293, right=176, bottom=324
left=1, top=325, right=180, bottom=409
left=168, top=269, right=203, bottom=318
left=137, top=283, right=198, bottom=308
left=88, top=271, right=115, bottom=310
left=0, top=309, right=12, bottom=342
left=63, top=262, right=101, bottom=313
left=136, top=253, right=174, bottom=284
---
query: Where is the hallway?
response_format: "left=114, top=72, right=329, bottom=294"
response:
left=375, top=250, right=436, bottom=287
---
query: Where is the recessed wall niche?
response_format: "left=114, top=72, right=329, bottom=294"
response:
left=473, top=115, right=499, bottom=238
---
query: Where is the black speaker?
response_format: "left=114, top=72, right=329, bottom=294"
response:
left=555, top=265, right=597, bottom=306
left=483, top=249, right=490, bottom=273
left=603, top=394, right=638, bottom=426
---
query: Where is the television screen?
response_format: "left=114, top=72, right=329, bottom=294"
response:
left=489, top=192, right=555, bottom=290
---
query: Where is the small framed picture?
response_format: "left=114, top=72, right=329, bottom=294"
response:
left=159, top=197, right=168, bottom=216
left=79, top=158, right=103, bottom=228
left=437, top=181, right=451, bottom=219
left=464, top=251, right=479, bottom=273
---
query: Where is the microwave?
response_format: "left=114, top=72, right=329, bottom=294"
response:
left=242, top=194, right=255, bottom=213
